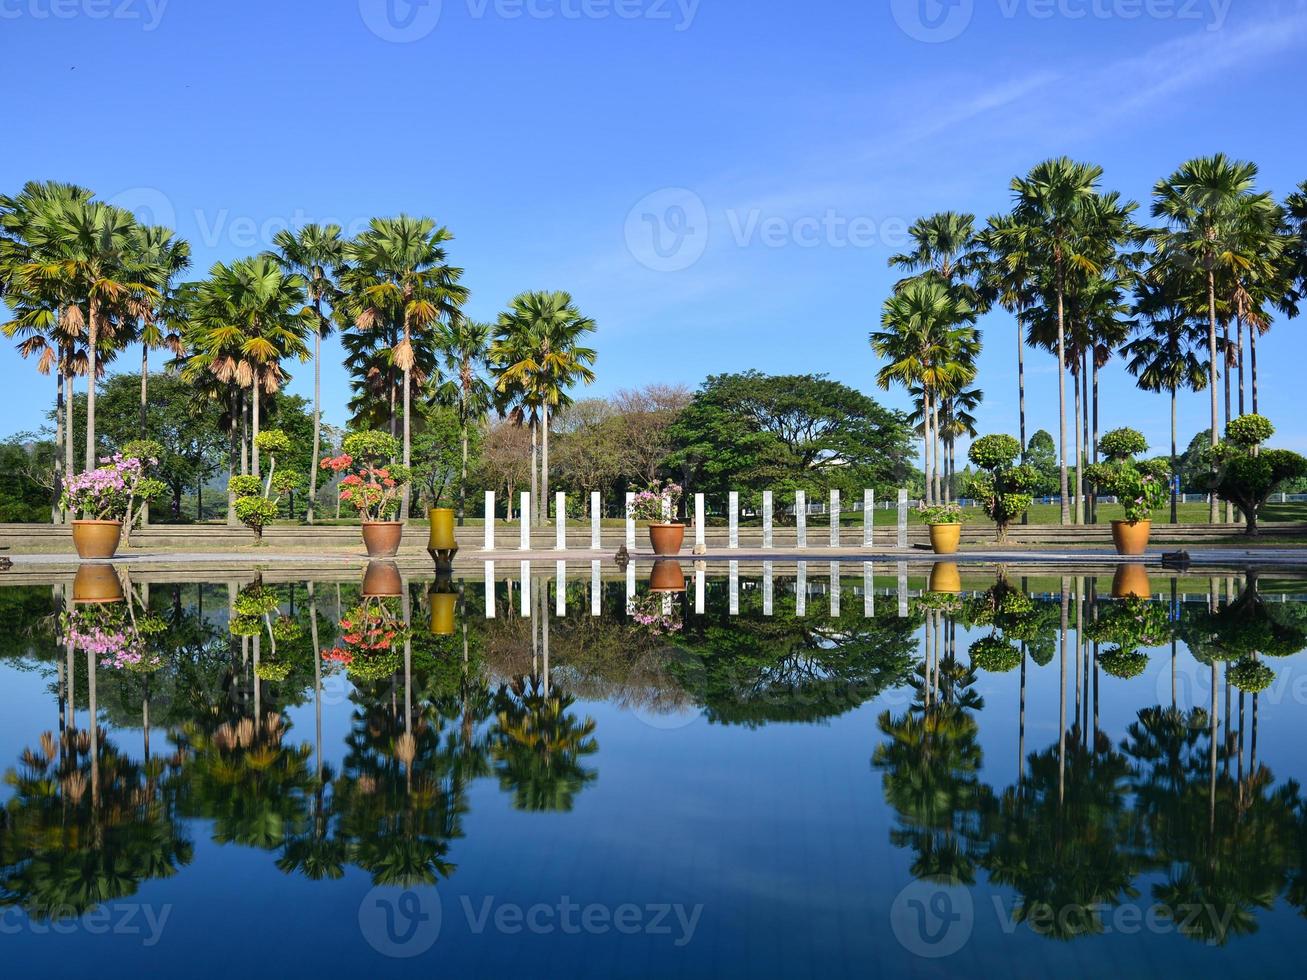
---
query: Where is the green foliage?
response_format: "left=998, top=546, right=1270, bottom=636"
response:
left=235, top=495, right=278, bottom=535
left=121, top=438, right=164, bottom=464
left=968, top=432, right=1036, bottom=540
left=270, top=617, right=303, bottom=644
left=254, top=660, right=293, bottom=682
left=229, top=615, right=263, bottom=637
left=1229, top=657, right=1274, bottom=693
left=1022, top=429, right=1059, bottom=496
left=968, top=434, right=1021, bottom=471
left=1201, top=417, right=1307, bottom=532
left=233, top=585, right=280, bottom=617
left=0, top=437, right=58, bottom=521
left=411, top=403, right=474, bottom=508
left=346, top=651, right=402, bottom=684
left=1226, top=413, right=1273, bottom=448
left=342, top=429, right=401, bottom=464
left=1087, top=597, right=1171, bottom=650
left=269, top=469, right=302, bottom=497
left=969, top=635, right=1022, bottom=672
left=1098, top=427, right=1148, bottom=462
left=229, top=474, right=262, bottom=498
left=917, top=502, right=964, bottom=524
left=1099, top=647, right=1149, bottom=679
left=254, top=429, right=292, bottom=458
left=1084, top=457, right=1169, bottom=522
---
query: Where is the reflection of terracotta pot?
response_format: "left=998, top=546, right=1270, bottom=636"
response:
left=929, top=523, right=961, bottom=555
left=649, top=560, right=687, bottom=593
left=72, top=563, right=124, bottom=604
left=649, top=523, right=685, bottom=556
left=1112, top=563, right=1152, bottom=599
left=929, top=562, right=962, bottom=593
left=362, top=561, right=403, bottom=597
left=429, top=591, right=457, bottom=636
left=71, top=520, right=122, bottom=559
left=362, top=521, right=403, bottom=558
left=427, top=508, right=458, bottom=557
left=1111, top=519, right=1151, bottom=556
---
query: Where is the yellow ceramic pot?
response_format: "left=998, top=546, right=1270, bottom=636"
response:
left=929, top=523, right=961, bottom=555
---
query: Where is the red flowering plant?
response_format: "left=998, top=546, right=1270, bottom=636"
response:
left=322, top=596, right=410, bottom=684
left=320, top=430, right=412, bottom=522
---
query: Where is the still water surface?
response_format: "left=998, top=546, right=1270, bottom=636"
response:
left=1, top=560, right=1305, bottom=977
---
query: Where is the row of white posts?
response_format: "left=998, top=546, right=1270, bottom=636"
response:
left=482, top=559, right=919, bottom=618
left=482, top=488, right=914, bottom=551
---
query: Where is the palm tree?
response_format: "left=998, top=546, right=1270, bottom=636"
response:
left=131, top=224, right=191, bottom=430
left=267, top=224, right=345, bottom=523
left=871, top=279, right=977, bottom=504
left=489, top=291, right=598, bottom=523
left=1152, top=155, right=1280, bottom=522
left=432, top=314, right=493, bottom=525
left=889, top=211, right=985, bottom=301
left=342, top=217, right=467, bottom=520
left=1122, top=278, right=1209, bottom=523
left=978, top=213, right=1036, bottom=460
left=183, top=256, right=309, bottom=482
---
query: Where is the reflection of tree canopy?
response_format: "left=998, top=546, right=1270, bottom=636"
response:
left=0, top=729, right=192, bottom=919
left=492, top=675, right=598, bottom=812
left=667, top=586, right=920, bottom=726
left=1179, top=577, right=1307, bottom=663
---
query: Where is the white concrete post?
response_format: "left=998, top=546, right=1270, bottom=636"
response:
left=795, top=490, right=807, bottom=548
left=520, top=492, right=531, bottom=551
left=484, top=561, right=496, bottom=618
left=590, top=560, right=601, bottom=616
left=556, top=560, right=566, bottom=616
left=591, top=491, right=601, bottom=550
left=864, top=489, right=874, bottom=547
left=762, top=491, right=773, bottom=548
left=763, top=561, right=773, bottom=615
left=830, top=562, right=841, bottom=617
left=863, top=561, right=874, bottom=617
left=897, top=561, right=908, bottom=617
left=728, top=491, right=739, bottom=548
left=830, top=489, right=841, bottom=547
left=694, top=493, right=705, bottom=551
left=625, top=492, right=635, bottom=548
left=729, top=560, right=739, bottom=615
left=694, top=564, right=705, bottom=615
left=520, top=561, right=531, bottom=616
left=484, top=491, right=495, bottom=550
left=796, top=561, right=807, bottom=617
left=897, top=489, right=908, bottom=549
left=555, top=492, right=567, bottom=550
left=625, top=561, right=636, bottom=609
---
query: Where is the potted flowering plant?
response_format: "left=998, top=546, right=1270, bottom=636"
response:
left=1084, top=428, right=1169, bottom=555
left=917, top=502, right=965, bottom=555
left=628, top=591, right=683, bottom=635
left=322, top=596, right=409, bottom=684
left=61, top=450, right=166, bottom=559
left=629, top=481, right=684, bottom=556
left=61, top=593, right=167, bottom=672
left=320, top=430, right=412, bottom=557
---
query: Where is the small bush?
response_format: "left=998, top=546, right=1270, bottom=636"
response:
left=969, top=635, right=1022, bottom=672
left=235, top=496, right=279, bottom=538
left=1098, top=428, right=1148, bottom=462
left=1100, top=647, right=1149, bottom=679
left=1229, top=657, right=1274, bottom=693
left=254, top=428, right=292, bottom=457
left=229, top=474, right=263, bottom=498
left=1226, top=414, right=1274, bottom=448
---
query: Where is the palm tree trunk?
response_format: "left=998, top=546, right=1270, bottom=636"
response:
left=240, top=388, right=249, bottom=476
left=530, top=419, right=539, bottom=523
left=541, top=402, right=551, bottom=524
left=1018, top=318, right=1028, bottom=525
left=308, top=324, right=321, bottom=524
left=1058, top=577, right=1068, bottom=804
left=1056, top=283, right=1070, bottom=525
left=401, top=363, right=411, bottom=521
left=1223, top=322, right=1233, bottom=522
left=1237, top=318, right=1246, bottom=417
left=922, top=389, right=933, bottom=505
left=228, top=389, right=239, bottom=526
left=64, top=370, right=75, bottom=485
left=1170, top=387, right=1179, bottom=524
left=1091, top=353, right=1100, bottom=524
left=1250, top=328, right=1259, bottom=414
left=1074, top=360, right=1083, bottom=525
left=53, top=371, right=63, bottom=524
left=140, top=341, right=149, bottom=431
left=252, top=385, right=261, bottom=479
left=932, top=401, right=942, bottom=505
left=458, top=420, right=468, bottom=526
left=85, top=299, right=98, bottom=475
left=1207, top=270, right=1219, bottom=523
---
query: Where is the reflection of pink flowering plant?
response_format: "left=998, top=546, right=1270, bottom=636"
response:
left=629, top=481, right=684, bottom=524
left=61, top=603, right=165, bottom=671
left=627, top=592, right=683, bottom=635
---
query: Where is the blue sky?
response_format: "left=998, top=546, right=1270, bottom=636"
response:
left=3, top=0, right=1306, bottom=458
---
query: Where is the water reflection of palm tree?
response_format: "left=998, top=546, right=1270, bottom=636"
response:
left=491, top=675, right=598, bottom=812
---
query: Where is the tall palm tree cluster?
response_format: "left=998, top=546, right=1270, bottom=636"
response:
left=874, top=155, right=1307, bottom=524
left=1, top=183, right=599, bottom=526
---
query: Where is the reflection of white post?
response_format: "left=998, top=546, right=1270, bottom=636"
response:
left=556, top=492, right=567, bottom=550
left=864, top=489, right=874, bottom=547
left=591, top=560, right=601, bottom=616
left=484, top=491, right=495, bottom=550
left=520, top=492, right=531, bottom=551
left=763, top=561, right=774, bottom=615
left=795, top=490, right=807, bottom=548
left=485, top=560, right=496, bottom=618
left=729, top=491, right=739, bottom=548
left=897, top=560, right=908, bottom=617
left=762, top=491, right=773, bottom=548
left=625, top=492, right=635, bottom=548
left=830, top=489, right=841, bottom=547
left=897, top=489, right=908, bottom=549
left=796, top=561, right=807, bottom=617
left=556, top=560, right=566, bottom=616
left=591, top=491, right=601, bottom=550
left=520, top=560, right=531, bottom=616
left=729, top=560, right=739, bottom=615
left=863, top=561, right=874, bottom=617
left=695, top=565, right=705, bottom=614
left=830, top=562, right=841, bottom=617
left=662, top=495, right=671, bottom=522
left=625, top=561, right=635, bottom=609
left=695, top=493, right=705, bottom=551
left=662, top=592, right=672, bottom=616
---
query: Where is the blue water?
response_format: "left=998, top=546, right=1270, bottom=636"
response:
left=1, top=562, right=1305, bottom=978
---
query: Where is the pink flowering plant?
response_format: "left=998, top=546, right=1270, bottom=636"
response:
left=61, top=447, right=165, bottom=525
left=627, top=591, right=683, bottom=635
left=61, top=601, right=167, bottom=672
left=629, top=481, right=684, bottom=524
left=320, top=430, right=412, bottom=522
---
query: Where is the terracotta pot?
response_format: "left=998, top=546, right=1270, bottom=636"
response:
left=928, top=523, right=961, bottom=555
left=71, top=520, right=122, bottom=560
left=361, top=521, right=403, bottom=558
left=1112, top=563, right=1152, bottom=599
left=928, top=561, right=962, bottom=594
left=361, top=560, right=403, bottom=597
left=649, top=560, right=687, bottom=593
left=648, top=522, right=685, bottom=556
left=1111, top=519, right=1151, bottom=556
left=72, top=563, right=124, bottom=604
